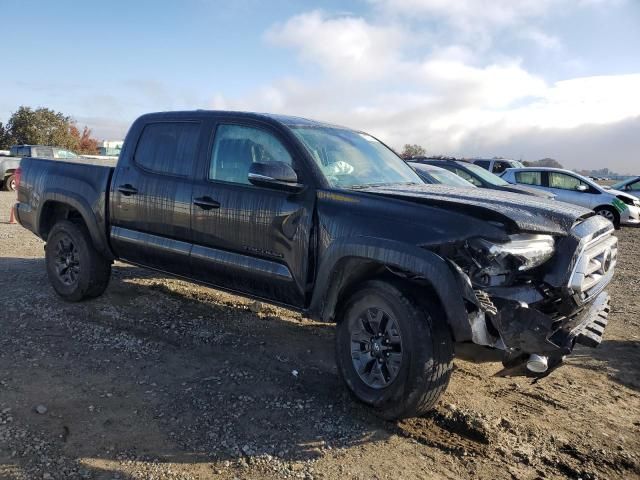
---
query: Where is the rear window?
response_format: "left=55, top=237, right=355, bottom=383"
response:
left=134, top=122, right=200, bottom=177
left=515, top=171, right=542, bottom=186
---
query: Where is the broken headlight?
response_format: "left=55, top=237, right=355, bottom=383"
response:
left=472, top=234, right=555, bottom=272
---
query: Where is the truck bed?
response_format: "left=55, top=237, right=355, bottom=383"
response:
left=15, top=156, right=115, bottom=250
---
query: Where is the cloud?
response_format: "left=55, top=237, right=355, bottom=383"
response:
left=265, top=10, right=407, bottom=80
left=213, top=8, right=640, bottom=172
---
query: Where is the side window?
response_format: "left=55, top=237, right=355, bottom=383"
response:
left=515, top=171, right=542, bottom=186
left=549, top=173, right=587, bottom=191
left=209, top=124, right=293, bottom=185
left=493, top=161, right=510, bottom=174
left=134, top=122, right=200, bottom=177
left=455, top=168, right=481, bottom=186
left=475, top=160, right=490, bottom=170
left=18, top=146, right=30, bottom=156
left=628, top=180, right=640, bottom=191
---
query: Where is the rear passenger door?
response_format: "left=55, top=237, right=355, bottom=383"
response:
left=110, top=120, right=204, bottom=275
left=189, top=120, right=315, bottom=307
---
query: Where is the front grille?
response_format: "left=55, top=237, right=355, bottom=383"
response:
left=569, top=230, right=617, bottom=298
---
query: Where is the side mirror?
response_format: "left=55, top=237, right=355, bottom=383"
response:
left=248, top=162, right=304, bottom=192
left=575, top=184, right=588, bottom=192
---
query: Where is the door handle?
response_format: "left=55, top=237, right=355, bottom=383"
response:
left=193, top=196, right=220, bottom=210
left=118, top=184, right=138, bottom=196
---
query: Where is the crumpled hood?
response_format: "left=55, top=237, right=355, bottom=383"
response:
left=356, top=183, right=593, bottom=235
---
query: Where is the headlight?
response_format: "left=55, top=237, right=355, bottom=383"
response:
left=473, top=234, right=555, bottom=271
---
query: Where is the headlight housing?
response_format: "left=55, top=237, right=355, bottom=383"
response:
left=472, top=234, right=555, bottom=272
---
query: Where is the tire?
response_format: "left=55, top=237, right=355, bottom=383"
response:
left=595, top=206, right=620, bottom=229
left=45, top=220, right=111, bottom=301
left=335, top=279, right=454, bottom=420
left=3, top=174, right=16, bottom=192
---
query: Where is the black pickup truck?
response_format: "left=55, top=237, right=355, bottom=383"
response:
left=14, top=111, right=617, bottom=419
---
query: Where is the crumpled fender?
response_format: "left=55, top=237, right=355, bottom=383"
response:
left=307, top=236, right=472, bottom=341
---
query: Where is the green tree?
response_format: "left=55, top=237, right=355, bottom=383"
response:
left=0, top=122, right=13, bottom=149
left=524, top=158, right=564, bottom=168
left=400, top=144, right=427, bottom=159
left=5, top=106, right=79, bottom=150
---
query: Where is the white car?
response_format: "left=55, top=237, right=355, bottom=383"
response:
left=501, top=167, right=640, bottom=228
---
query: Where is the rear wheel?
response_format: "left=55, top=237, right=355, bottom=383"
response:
left=595, top=206, right=620, bottom=229
left=45, top=220, right=111, bottom=301
left=335, top=280, right=454, bottom=420
left=3, top=174, right=16, bottom=192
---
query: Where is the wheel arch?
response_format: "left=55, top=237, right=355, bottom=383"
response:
left=308, top=238, right=472, bottom=342
left=38, top=193, right=113, bottom=260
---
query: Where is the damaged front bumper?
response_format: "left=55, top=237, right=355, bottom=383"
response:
left=490, top=290, right=610, bottom=374
left=458, top=216, right=617, bottom=376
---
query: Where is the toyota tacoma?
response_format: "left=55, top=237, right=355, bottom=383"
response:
left=13, top=111, right=617, bottom=419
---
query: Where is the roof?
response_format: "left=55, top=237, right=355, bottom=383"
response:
left=505, top=167, right=576, bottom=173
left=138, top=110, right=350, bottom=130
left=410, top=156, right=470, bottom=164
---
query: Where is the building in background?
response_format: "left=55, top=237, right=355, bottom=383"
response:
left=98, top=140, right=123, bottom=156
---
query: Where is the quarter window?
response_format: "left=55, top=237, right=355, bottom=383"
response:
left=209, top=124, right=293, bottom=184
left=515, top=171, right=542, bottom=186
left=134, top=122, right=200, bottom=177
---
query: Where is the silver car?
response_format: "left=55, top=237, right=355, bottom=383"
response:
left=502, top=167, right=640, bottom=228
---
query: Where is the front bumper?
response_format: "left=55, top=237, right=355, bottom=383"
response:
left=621, top=205, right=640, bottom=226
left=491, top=290, right=610, bottom=359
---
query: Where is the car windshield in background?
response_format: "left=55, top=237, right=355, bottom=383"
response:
left=291, top=127, right=422, bottom=189
left=465, top=162, right=509, bottom=186
left=428, top=168, right=476, bottom=187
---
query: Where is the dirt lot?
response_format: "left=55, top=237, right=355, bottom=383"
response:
left=0, top=190, right=639, bottom=480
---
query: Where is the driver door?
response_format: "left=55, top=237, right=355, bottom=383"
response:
left=189, top=121, right=315, bottom=307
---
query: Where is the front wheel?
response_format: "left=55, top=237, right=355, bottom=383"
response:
left=335, top=280, right=454, bottom=420
left=45, top=220, right=111, bottom=301
left=595, top=206, right=620, bottom=229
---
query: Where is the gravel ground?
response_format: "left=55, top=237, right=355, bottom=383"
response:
left=0, top=190, right=638, bottom=480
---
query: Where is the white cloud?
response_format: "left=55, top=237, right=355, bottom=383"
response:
left=215, top=6, right=639, bottom=171
left=265, top=10, right=407, bottom=80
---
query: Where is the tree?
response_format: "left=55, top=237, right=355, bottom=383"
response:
left=523, top=158, right=564, bottom=169
left=400, top=144, right=427, bottom=159
left=0, top=122, right=13, bottom=149
left=3, top=106, right=101, bottom=154
left=75, top=126, right=100, bottom=155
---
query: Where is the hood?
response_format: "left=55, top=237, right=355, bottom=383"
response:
left=501, top=183, right=555, bottom=199
left=610, top=188, right=640, bottom=203
left=356, top=183, right=593, bottom=236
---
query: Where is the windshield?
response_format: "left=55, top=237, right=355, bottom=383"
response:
left=464, top=162, right=509, bottom=186
left=291, top=127, right=422, bottom=188
left=428, top=168, right=476, bottom=187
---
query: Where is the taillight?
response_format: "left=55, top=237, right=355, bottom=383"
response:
left=14, top=167, right=21, bottom=190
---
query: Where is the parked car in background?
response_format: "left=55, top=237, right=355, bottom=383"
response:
left=502, top=167, right=640, bottom=228
left=14, top=110, right=617, bottom=419
left=610, top=176, right=640, bottom=193
left=0, top=153, right=21, bottom=191
left=407, top=162, right=476, bottom=188
left=10, top=144, right=78, bottom=160
left=410, top=157, right=554, bottom=199
left=472, top=158, right=524, bottom=175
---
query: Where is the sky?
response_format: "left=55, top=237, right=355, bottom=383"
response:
left=1, top=0, right=639, bottom=173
